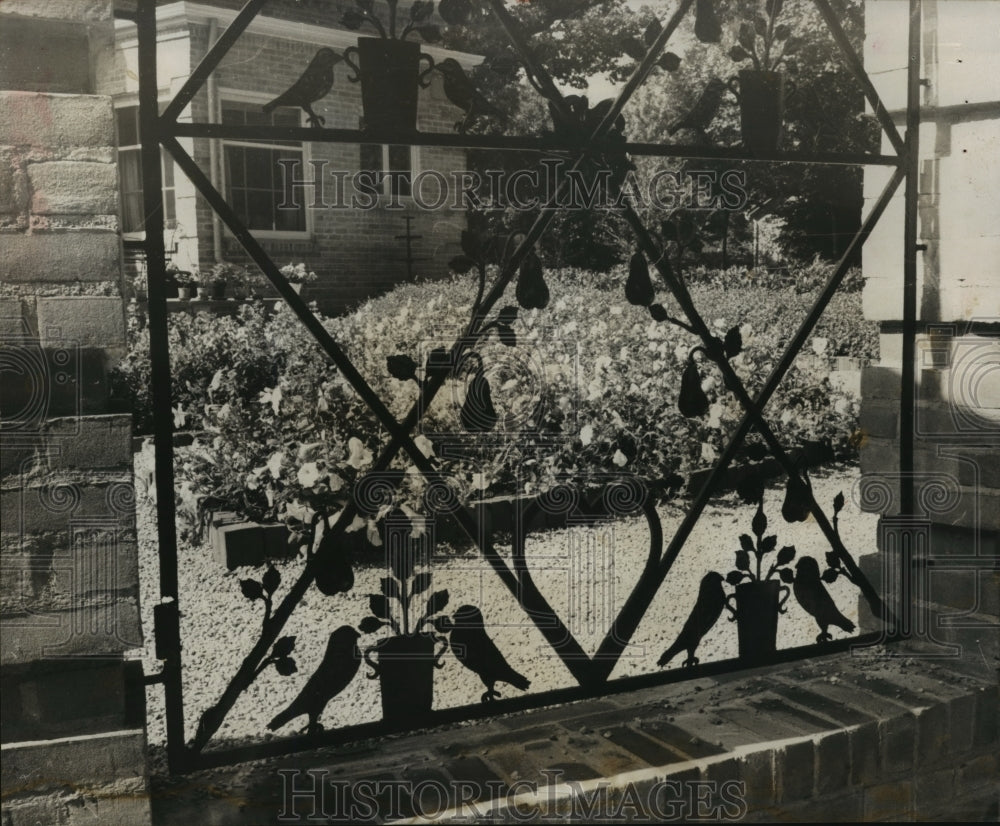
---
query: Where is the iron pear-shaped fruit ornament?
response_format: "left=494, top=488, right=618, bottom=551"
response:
left=781, top=472, right=813, bottom=523
left=516, top=254, right=549, bottom=310
left=460, top=368, right=499, bottom=433
left=625, top=252, right=654, bottom=306
left=694, top=0, right=723, bottom=43
left=678, top=356, right=710, bottom=418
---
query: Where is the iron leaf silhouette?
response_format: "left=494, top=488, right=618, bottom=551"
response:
left=240, top=579, right=263, bottom=601
left=658, top=52, right=682, bottom=71
left=262, top=564, right=281, bottom=596
left=425, top=589, right=450, bottom=616
left=735, top=550, right=751, bottom=571
left=387, top=354, right=418, bottom=381
left=726, top=570, right=745, bottom=585
left=644, top=19, right=662, bottom=46
left=826, top=551, right=840, bottom=569
left=380, top=577, right=400, bottom=599
left=739, top=534, right=754, bottom=552
left=274, top=657, right=297, bottom=676
left=437, top=0, right=472, bottom=25
left=498, top=325, right=516, bottom=347
left=369, top=594, right=391, bottom=620
left=776, top=545, right=796, bottom=566
left=822, top=569, right=839, bottom=583
left=833, top=491, right=845, bottom=514
left=779, top=567, right=795, bottom=583
left=649, top=304, right=668, bottom=322
left=724, top=326, right=743, bottom=357
left=761, top=535, right=778, bottom=553
left=272, top=635, right=296, bottom=658
left=358, top=615, right=385, bottom=633
left=412, top=571, right=432, bottom=594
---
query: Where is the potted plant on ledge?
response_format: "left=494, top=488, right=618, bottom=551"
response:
left=280, top=262, right=318, bottom=295
left=209, top=261, right=249, bottom=300
left=357, top=511, right=450, bottom=725
left=174, top=268, right=197, bottom=300
left=725, top=0, right=800, bottom=153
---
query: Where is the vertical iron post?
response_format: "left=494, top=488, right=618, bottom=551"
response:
left=137, top=0, right=187, bottom=772
left=899, top=0, right=923, bottom=634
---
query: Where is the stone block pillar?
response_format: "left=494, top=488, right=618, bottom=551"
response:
left=858, top=0, right=1000, bottom=670
left=0, top=1, right=152, bottom=823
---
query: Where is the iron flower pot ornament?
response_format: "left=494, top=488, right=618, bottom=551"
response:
left=358, top=511, right=450, bottom=724
left=725, top=0, right=800, bottom=153
left=339, top=0, right=473, bottom=134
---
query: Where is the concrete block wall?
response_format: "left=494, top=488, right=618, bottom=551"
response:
left=0, top=2, right=151, bottom=824
left=858, top=1, right=1000, bottom=665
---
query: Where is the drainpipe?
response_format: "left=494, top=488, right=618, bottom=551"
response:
left=207, top=17, right=223, bottom=263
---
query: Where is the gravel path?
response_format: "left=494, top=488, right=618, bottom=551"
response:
left=133, top=461, right=874, bottom=755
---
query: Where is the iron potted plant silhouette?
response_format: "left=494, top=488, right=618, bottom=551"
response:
left=339, top=0, right=473, bottom=134
left=723, top=497, right=797, bottom=662
left=724, top=0, right=800, bottom=153
left=358, top=511, right=450, bottom=724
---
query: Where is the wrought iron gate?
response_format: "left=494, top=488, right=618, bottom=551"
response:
left=132, top=0, right=924, bottom=774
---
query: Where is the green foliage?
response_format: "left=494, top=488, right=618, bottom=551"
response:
left=115, top=269, right=874, bottom=532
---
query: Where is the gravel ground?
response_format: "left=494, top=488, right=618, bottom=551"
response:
left=133, top=461, right=874, bottom=757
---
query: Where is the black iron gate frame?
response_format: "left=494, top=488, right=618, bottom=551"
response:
left=132, top=0, right=924, bottom=774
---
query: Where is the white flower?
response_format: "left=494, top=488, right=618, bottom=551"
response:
left=612, top=449, right=628, bottom=467
left=701, top=441, right=718, bottom=463
left=346, top=437, right=372, bottom=469
left=267, top=451, right=285, bottom=478
left=580, top=424, right=594, bottom=446
left=297, top=462, right=322, bottom=488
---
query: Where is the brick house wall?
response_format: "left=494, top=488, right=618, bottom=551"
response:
left=104, top=0, right=475, bottom=315
left=0, top=1, right=152, bottom=823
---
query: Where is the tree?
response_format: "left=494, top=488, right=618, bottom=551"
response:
left=441, top=0, right=875, bottom=268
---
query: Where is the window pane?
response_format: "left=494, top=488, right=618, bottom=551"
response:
left=360, top=143, right=383, bottom=175
left=388, top=145, right=411, bottom=174
left=388, top=145, right=411, bottom=197
left=116, top=107, right=138, bottom=146
left=163, top=190, right=176, bottom=223
left=243, top=147, right=272, bottom=185
left=160, top=149, right=174, bottom=187
left=245, top=190, right=273, bottom=230
left=225, top=146, right=246, bottom=187
left=221, top=105, right=246, bottom=125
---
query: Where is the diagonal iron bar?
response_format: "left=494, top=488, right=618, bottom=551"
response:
left=589, top=168, right=905, bottom=678
left=810, top=0, right=906, bottom=156
left=160, top=0, right=270, bottom=125
left=175, top=0, right=701, bottom=740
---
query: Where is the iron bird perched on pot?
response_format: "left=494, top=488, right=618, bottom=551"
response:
left=263, top=47, right=342, bottom=127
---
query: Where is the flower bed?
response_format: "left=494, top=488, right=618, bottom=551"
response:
left=113, top=267, right=877, bottom=538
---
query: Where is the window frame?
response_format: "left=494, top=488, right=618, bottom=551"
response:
left=114, top=102, right=177, bottom=238
left=218, top=89, right=313, bottom=240
left=359, top=127, right=420, bottom=203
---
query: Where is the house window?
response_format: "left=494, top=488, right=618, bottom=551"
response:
left=221, top=101, right=307, bottom=233
left=115, top=105, right=176, bottom=234
left=360, top=141, right=413, bottom=199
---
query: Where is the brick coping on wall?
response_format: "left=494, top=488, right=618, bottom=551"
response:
left=146, top=645, right=998, bottom=824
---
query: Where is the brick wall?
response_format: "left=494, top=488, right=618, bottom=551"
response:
left=0, top=2, right=151, bottom=824
left=106, top=3, right=473, bottom=315
left=857, top=1, right=1000, bottom=667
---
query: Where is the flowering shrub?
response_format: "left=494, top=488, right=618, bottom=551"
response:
left=114, top=267, right=875, bottom=532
